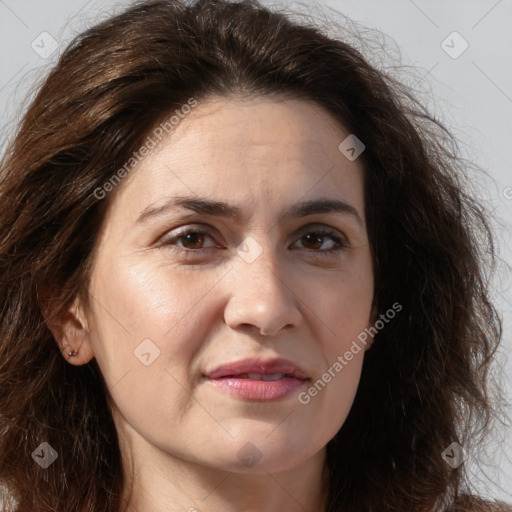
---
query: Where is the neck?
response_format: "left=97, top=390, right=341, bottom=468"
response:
left=118, top=434, right=329, bottom=512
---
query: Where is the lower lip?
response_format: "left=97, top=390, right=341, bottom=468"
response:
left=204, top=376, right=307, bottom=401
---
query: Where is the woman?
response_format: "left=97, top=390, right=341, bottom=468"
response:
left=0, top=0, right=510, bottom=510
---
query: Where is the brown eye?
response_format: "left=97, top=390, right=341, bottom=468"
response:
left=292, top=230, right=347, bottom=254
left=161, top=228, right=217, bottom=251
left=301, top=233, right=326, bottom=250
left=178, top=232, right=208, bottom=249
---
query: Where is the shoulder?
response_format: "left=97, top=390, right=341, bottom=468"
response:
left=445, top=495, right=512, bottom=512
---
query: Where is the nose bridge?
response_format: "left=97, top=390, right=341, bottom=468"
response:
left=223, top=236, right=302, bottom=336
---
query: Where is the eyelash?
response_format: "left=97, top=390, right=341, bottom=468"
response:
left=159, top=227, right=348, bottom=257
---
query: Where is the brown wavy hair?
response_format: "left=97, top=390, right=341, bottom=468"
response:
left=0, top=0, right=510, bottom=511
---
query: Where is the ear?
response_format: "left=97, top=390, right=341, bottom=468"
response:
left=44, top=295, right=95, bottom=366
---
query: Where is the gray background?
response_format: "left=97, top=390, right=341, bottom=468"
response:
left=0, top=0, right=511, bottom=503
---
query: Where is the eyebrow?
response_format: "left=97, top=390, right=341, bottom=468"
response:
left=136, top=196, right=363, bottom=226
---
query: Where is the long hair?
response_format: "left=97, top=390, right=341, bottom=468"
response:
left=0, top=1, right=509, bottom=510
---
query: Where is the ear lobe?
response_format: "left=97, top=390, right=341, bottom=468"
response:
left=44, top=296, right=95, bottom=365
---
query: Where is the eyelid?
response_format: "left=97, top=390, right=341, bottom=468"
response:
left=294, top=223, right=350, bottom=247
left=159, top=225, right=220, bottom=249
left=158, top=223, right=350, bottom=254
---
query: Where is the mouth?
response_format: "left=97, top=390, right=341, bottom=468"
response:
left=219, top=372, right=295, bottom=380
left=203, top=357, right=309, bottom=401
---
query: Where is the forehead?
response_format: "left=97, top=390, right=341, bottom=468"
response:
left=106, top=96, right=366, bottom=225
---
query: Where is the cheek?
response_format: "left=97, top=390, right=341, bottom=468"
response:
left=87, top=259, right=221, bottom=392
left=90, top=255, right=220, bottom=340
left=311, top=264, right=374, bottom=350
left=87, top=261, right=220, bottom=429
left=302, top=256, right=372, bottom=408
left=296, top=344, right=364, bottom=451
left=324, top=353, right=364, bottom=432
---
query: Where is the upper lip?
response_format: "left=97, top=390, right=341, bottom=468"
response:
left=204, top=357, right=309, bottom=380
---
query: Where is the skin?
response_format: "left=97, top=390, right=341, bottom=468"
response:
left=49, top=95, right=376, bottom=512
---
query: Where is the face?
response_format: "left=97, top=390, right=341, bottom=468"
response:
left=61, top=96, right=375, bottom=476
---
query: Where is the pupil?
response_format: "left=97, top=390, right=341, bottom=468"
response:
left=185, top=233, right=203, bottom=248
left=304, top=233, right=322, bottom=249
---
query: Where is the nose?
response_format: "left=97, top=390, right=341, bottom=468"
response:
left=223, top=248, right=303, bottom=337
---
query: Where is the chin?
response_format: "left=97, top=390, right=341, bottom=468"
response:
left=205, top=436, right=319, bottom=475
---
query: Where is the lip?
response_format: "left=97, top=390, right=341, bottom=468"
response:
left=203, top=357, right=309, bottom=402
left=204, top=357, right=309, bottom=380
